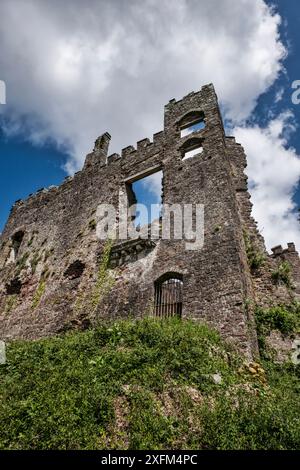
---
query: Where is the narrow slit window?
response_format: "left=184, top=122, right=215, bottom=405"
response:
left=11, top=231, right=24, bottom=260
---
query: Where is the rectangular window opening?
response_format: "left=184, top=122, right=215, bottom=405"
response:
left=183, top=145, right=203, bottom=161
left=180, top=119, right=205, bottom=138
left=126, top=169, right=163, bottom=231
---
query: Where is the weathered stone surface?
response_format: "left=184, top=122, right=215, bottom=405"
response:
left=266, top=331, right=300, bottom=363
left=0, top=83, right=299, bottom=359
left=0, top=340, right=6, bottom=365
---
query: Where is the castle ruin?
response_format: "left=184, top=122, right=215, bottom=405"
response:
left=1, top=84, right=299, bottom=358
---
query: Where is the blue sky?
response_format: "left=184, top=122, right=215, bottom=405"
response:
left=256, top=0, right=300, bottom=162
left=271, top=0, right=300, bottom=206
left=0, top=0, right=299, bottom=249
left=0, top=136, right=66, bottom=229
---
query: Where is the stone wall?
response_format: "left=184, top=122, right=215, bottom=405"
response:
left=0, top=83, right=299, bottom=358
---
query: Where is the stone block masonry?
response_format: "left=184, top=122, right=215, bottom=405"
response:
left=0, top=83, right=299, bottom=359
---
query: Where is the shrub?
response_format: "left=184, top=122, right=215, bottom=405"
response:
left=0, top=318, right=299, bottom=450
left=255, top=305, right=298, bottom=335
left=271, top=261, right=293, bottom=288
left=255, top=303, right=300, bottom=357
left=243, top=231, right=265, bottom=271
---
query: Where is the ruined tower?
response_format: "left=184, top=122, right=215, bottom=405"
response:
left=0, top=84, right=299, bottom=358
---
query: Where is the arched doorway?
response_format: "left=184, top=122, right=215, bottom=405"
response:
left=154, top=273, right=183, bottom=317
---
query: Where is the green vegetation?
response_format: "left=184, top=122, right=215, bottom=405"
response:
left=91, top=240, right=114, bottom=310
left=243, top=231, right=265, bottom=270
left=89, top=219, right=97, bottom=230
left=4, top=294, right=18, bottom=315
left=27, top=236, right=34, bottom=247
left=30, top=252, right=41, bottom=275
left=16, top=252, right=29, bottom=274
left=93, top=243, right=113, bottom=298
left=75, top=240, right=114, bottom=314
left=271, top=261, right=293, bottom=288
left=255, top=303, right=300, bottom=357
left=255, top=303, right=300, bottom=336
left=31, top=280, right=46, bottom=310
left=43, top=248, right=54, bottom=262
left=0, top=317, right=299, bottom=450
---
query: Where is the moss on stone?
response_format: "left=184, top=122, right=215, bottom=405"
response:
left=31, top=280, right=46, bottom=310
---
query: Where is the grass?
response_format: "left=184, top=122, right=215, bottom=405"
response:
left=16, top=252, right=29, bottom=275
left=4, top=294, right=18, bottom=315
left=31, top=280, right=46, bottom=310
left=0, top=317, right=299, bottom=450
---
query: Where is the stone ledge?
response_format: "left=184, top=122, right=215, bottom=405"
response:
left=109, top=238, right=157, bottom=268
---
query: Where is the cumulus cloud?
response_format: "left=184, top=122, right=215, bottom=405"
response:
left=140, top=171, right=163, bottom=201
left=1, top=0, right=298, bottom=250
left=234, top=112, right=300, bottom=251
left=0, top=0, right=286, bottom=173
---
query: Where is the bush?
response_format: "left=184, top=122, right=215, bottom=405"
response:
left=0, top=317, right=299, bottom=450
left=243, top=231, right=265, bottom=271
left=271, top=261, right=293, bottom=288
left=255, top=303, right=300, bottom=357
left=198, top=369, right=300, bottom=450
left=255, top=305, right=299, bottom=336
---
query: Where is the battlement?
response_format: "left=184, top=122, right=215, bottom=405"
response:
left=164, top=83, right=215, bottom=109
left=271, top=242, right=297, bottom=256
left=11, top=85, right=222, bottom=207
left=1, top=83, right=298, bottom=360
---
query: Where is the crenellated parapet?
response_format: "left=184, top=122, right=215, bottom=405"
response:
left=270, top=242, right=300, bottom=296
left=271, top=242, right=297, bottom=257
left=3, top=82, right=293, bottom=359
left=83, top=132, right=111, bottom=169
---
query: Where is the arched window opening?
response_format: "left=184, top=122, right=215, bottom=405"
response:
left=154, top=274, right=183, bottom=317
left=178, top=110, right=205, bottom=138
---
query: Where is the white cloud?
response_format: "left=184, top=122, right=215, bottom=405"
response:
left=275, top=87, right=284, bottom=103
left=1, top=0, right=298, bottom=251
left=141, top=171, right=163, bottom=203
left=0, top=0, right=286, bottom=173
left=234, top=112, right=300, bottom=251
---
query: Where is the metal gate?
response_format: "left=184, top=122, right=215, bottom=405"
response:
left=154, top=277, right=183, bottom=317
